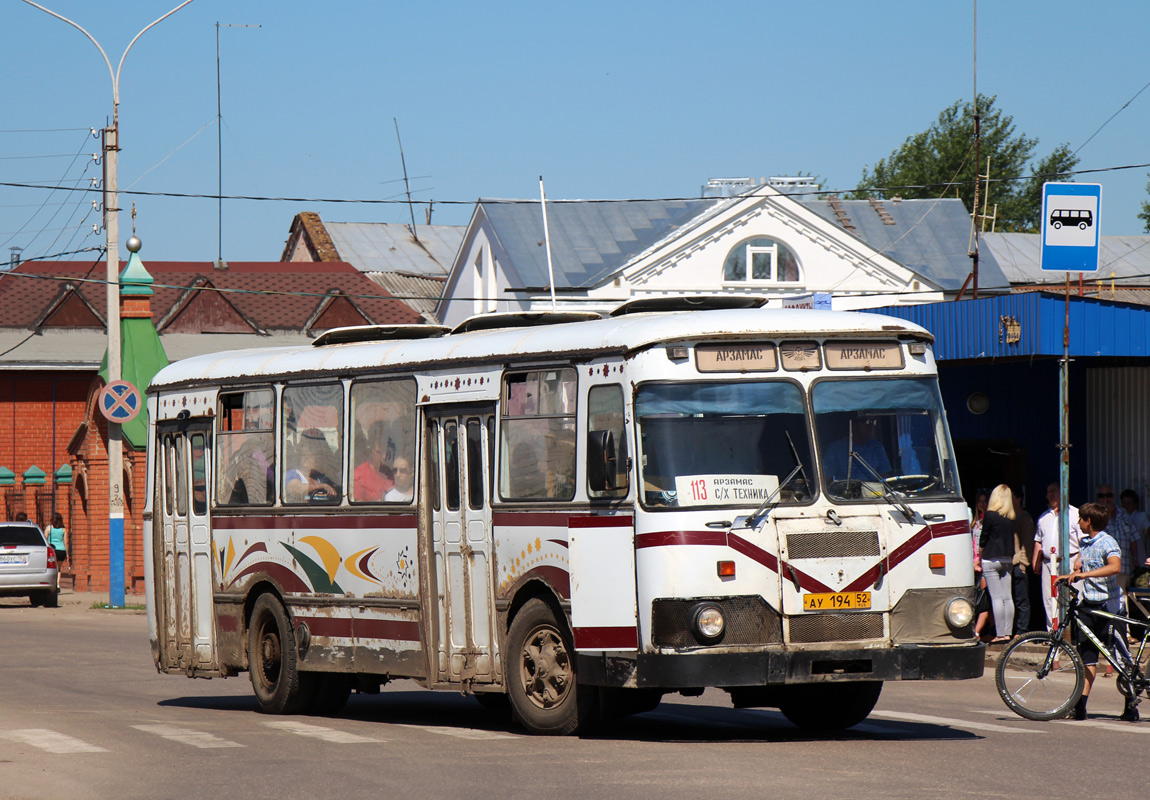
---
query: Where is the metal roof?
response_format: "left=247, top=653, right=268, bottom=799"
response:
left=982, top=232, right=1150, bottom=285
left=798, top=197, right=1010, bottom=292
left=479, top=198, right=720, bottom=290
left=325, top=222, right=462, bottom=276
left=151, top=308, right=930, bottom=389
left=364, top=272, right=445, bottom=320
left=870, top=292, right=1150, bottom=360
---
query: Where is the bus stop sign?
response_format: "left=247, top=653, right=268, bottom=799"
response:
left=1041, top=182, right=1101, bottom=272
left=99, top=380, right=142, bottom=423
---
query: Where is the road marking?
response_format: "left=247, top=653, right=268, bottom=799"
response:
left=1, top=729, right=109, bottom=753
left=396, top=724, right=516, bottom=740
left=973, top=709, right=1150, bottom=734
left=262, top=721, right=381, bottom=743
left=132, top=724, right=243, bottom=749
left=870, top=710, right=1040, bottom=734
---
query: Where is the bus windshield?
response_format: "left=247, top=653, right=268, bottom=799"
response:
left=812, top=377, right=960, bottom=502
left=636, top=381, right=814, bottom=509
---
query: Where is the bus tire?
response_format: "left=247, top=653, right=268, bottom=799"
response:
left=778, top=681, right=882, bottom=730
left=506, top=598, right=596, bottom=735
left=248, top=593, right=315, bottom=714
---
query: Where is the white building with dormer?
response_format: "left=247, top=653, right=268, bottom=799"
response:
left=435, top=183, right=1010, bottom=327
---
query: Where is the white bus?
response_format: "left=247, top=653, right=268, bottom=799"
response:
left=144, top=299, right=982, bottom=735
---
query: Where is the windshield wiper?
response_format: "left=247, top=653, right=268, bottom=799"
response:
left=846, top=449, right=917, bottom=523
left=745, top=432, right=809, bottom=530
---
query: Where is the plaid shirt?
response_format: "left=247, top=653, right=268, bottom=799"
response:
left=1077, top=532, right=1121, bottom=604
left=1106, top=506, right=1139, bottom=575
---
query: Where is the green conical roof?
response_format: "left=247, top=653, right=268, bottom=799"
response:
left=98, top=244, right=169, bottom=448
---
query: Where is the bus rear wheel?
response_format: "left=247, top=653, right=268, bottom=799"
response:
left=248, top=593, right=315, bottom=714
left=506, top=598, right=596, bottom=735
left=778, top=681, right=883, bottom=730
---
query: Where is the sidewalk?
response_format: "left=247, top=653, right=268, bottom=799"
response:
left=0, top=587, right=147, bottom=613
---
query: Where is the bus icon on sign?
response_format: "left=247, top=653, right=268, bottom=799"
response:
left=1050, top=209, right=1093, bottom=230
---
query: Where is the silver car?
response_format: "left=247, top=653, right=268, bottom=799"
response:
left=0, top=522, right=59, bottom=607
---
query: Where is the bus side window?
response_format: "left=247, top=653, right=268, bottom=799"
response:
left=587, top=384, right=629, bottom=499
left=444, top=421, right=460, bottom=511
left=190, top=433, right=208, bottom=516
left=216, top=389, right=274, bottom=506
left=349, top=378, right=416, bottom=504
left=428, top=420, right=441, bottom=511
left=466, top=418, right=485, bottom=510
left=500, top=369, right=577, bottom=501
left=282, top=384, right=344, bottom=505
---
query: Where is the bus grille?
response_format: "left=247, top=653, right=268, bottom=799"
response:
left=651, top=596, right=782, bottom=649
left=788, top=613, right=884, bottom=643
left=785, top=530, right=880, bottom=559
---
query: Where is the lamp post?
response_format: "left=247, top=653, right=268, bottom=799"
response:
left=22, top=0, right=195, bottom=607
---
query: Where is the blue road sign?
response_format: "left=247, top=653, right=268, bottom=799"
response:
left=99, top=380, right=142, bottom=423
left=1041, top=182, right=1101, bottom=272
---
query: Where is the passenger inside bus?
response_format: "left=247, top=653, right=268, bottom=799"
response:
left=384, top=456, right=415, bottom=503
left=352, top=421, right=395, bottom=502
left=285, top=430, right=340, bottom=503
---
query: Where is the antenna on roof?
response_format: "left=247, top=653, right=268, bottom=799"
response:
left=539, top=176, right=557, bottom=311
left=394, top=118, right=419, bottom=243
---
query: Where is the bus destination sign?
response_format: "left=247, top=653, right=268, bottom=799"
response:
left=696, top=343, right=777, bottom=373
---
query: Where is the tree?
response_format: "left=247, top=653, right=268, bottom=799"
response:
left=1139, top=174, right=1150, bottom=233
left=850, top=95, right=1078, bottom=233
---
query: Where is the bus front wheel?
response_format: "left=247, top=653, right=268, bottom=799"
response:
left=248, top=593, right=315, bottom=714
left=778, top=681, right=883, bottom=730
left=506, top=598, right=596, bottom=735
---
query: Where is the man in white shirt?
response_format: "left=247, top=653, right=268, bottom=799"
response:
left=1032, top=482, right=1084, bottom=628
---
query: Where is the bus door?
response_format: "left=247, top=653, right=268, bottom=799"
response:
left=425, top=406, right=498, bottom=686
left=155, top=423, right=217, bottom=674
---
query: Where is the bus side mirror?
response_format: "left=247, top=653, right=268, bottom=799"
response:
left=587, top=430, right=617, bottom=491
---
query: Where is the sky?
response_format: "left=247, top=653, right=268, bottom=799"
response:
left=3, top=0, right=1149, bottom=265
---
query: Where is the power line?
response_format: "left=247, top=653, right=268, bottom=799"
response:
left=1074, top=78, right=1150, bottom=156
left=3, top=160, right=1150, bottom=207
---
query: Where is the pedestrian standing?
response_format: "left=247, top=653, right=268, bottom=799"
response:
left=46, top=512, right=66, bottom=564
left=1011, top=486, right=1035, bottom=635
left=979, top=484, right=1017, bottom=644
left=1096, top=484, right=1138, bottom=604
left=1033, top=483, right=1084, bottom=629
left=1062, top=501, right=1137, bottom=721
left=1120, top=489, right=1150, bottom=566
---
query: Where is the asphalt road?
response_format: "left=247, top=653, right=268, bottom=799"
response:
left=1, top=591, right=1143, bottom=800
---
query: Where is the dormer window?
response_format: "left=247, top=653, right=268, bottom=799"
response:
left=722, top=237, right=802, bottom=284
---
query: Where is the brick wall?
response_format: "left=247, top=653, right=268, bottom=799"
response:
left=0, top=370, right=148, bottom=596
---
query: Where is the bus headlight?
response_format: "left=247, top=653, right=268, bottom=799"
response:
left=693, top=604, right=726, bottom=640
left=944, top=596, right=975, bottom=629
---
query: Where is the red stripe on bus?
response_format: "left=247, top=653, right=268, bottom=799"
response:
left=492, top=511, right=575, bottom=527
left=842, top=520, right=970, bottom=592
left=574, top=626, right=638, bottom=649
left=213, top=515, right=417, bottom=531
left=296, top=615, right=420, bottom=642
left=635, top=530, right=727, bottom=549
left=567, top=516, right=635, bottom=529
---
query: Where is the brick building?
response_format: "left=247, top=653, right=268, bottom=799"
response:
left=0, top=250, right=419, bottom=594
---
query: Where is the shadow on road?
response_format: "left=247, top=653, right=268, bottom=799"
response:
left=156, top=687, right=981, bottom=744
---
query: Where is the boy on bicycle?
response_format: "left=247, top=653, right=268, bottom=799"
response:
left=1062, top=501, right=1138, bottom=721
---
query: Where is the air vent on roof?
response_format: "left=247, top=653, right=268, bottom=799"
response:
left=312, top=324, right=450, bottom=347
left=868, top=197, right=896, bottom=225
left=825, top=195, right=856, bottom=231
left=451, top=311, right=602, bottom=334
left=610, top=295, right=767, bottom=316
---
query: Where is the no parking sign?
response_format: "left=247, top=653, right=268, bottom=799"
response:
left=99, top=380, right=142, bottom=423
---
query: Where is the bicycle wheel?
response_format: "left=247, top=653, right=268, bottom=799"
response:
left=995, top=630, right=1085, bottom=721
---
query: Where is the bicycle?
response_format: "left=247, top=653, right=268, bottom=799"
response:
left=995, top=579, right=1150, bottom=721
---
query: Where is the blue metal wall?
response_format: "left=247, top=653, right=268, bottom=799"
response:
left=872, top=293, right=1150, bottom=360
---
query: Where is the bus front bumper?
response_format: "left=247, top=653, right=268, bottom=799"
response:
left=577, top=641, right=985, bottom=689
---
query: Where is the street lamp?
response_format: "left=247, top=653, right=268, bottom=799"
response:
left=21, top=0, right=196, bottom=607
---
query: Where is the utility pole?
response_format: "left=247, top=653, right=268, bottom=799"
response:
left=22, top=0, right=196, bottom=607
